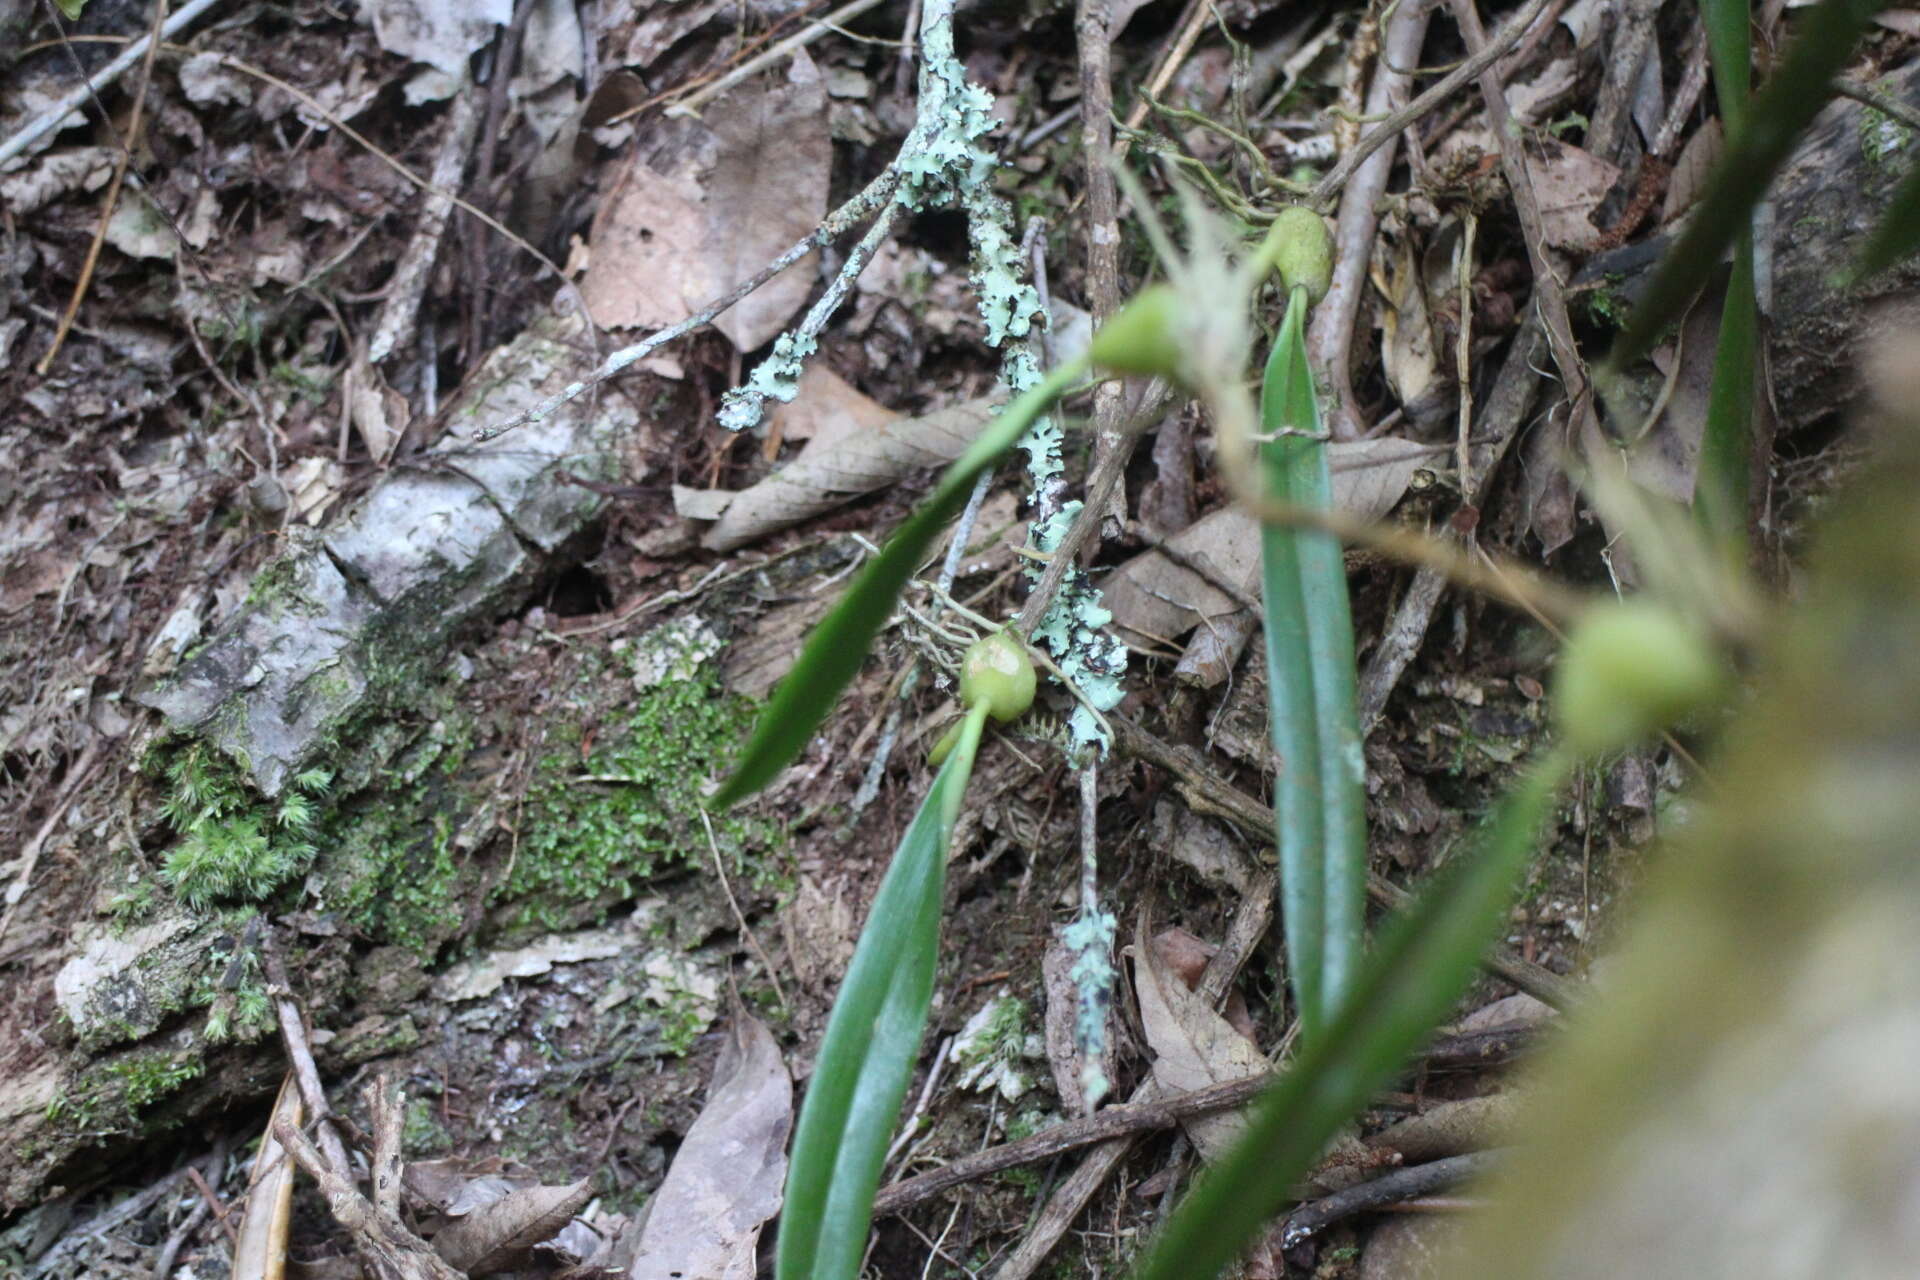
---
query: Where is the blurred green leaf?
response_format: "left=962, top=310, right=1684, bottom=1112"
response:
left=777, top=700, right=990, bottom=1280
left=1700, top=0, right=1752, bottom=137
left=1258, top=284, right=1366, bottom=1040
left=1610, top=0, right=1884, bottom=369
left=1697, top=233, right=1758, bottom=553
left=712, top=364, right=1080, bottom=807
left=1694, top=0, right=1755, bottom=555
left=1131, top=751, right=1572, bottom=1280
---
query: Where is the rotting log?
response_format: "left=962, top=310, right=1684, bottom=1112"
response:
left=1, top=310, right=639, bottom=1213
left=133, top=310, right=633, bottom=797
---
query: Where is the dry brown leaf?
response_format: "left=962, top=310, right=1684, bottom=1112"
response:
left=704, top=51, right=831, bottom=351
left=722, top=596, right=831, bottom=699
left=233, top=1075, right=302, bottom=1280
left=780, top=875, right=856, bottom=990
left=432, top=1179, right=590, bottom=1275
left=1629, top=278, right=1740, bottom=508
left=1377, top=235, right=1440, bottom=410
left=1364, top=1093, right=1522, bottom=1162
left=671, top=484, right=735, bottom=522
left=1662, top=118, right=1724, bottom=226
left=768, top=364, right=893, bottom=445
left=1875, top=7, right=1920, bottom=35
left=347, top=355, right=408, bottom=464
left=0, top=147, right=113, bottom=215
left=625, top=1012, right=792, bottom=1280
left=1106, top=441, right=1438, bottom=645
left=361, top=0, right=508, bottom=79
left=579, top=159, right=710, bottom=332
left=1132, top=922, right=1264, bottom=1162
left=620, top=0, right=728, bottom=67
left=579, top=52, right=829, bottom=350
left=403, top=1157, right=535, bottom=1215
left=702, top=394, right=1003, bottom=551
left=1524, top=136, right=1620, bottom=253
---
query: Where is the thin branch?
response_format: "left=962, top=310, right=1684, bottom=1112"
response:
left=0, top=0, right=225, bottom=167
left=1280, top=1151, right=1501, bottom=1247
left=1832, top=75, right=1920, bottom=134
left=699, top=808, right=791, bottom=1013
left=1307, top=0, right=1561, bottom=208
left=273, top=1120, right=464, bottom=1280
left=874, top=1072, right=1271, bottom=1217
left=1012, top=383, right=1177, bottom=636
left=261, top=937, right=354, bottom=1183
left=1449, top=0, right=1594, bottom=418
left=35, top=0, right=169, bottom=374
left=665, top=0, right=893, bottom=118
left=475, top=166, right=901, bottom=442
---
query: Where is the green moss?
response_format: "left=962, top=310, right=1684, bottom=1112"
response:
left=1582, top=275, right=1631, bottom=331
left=47, top=1050, right=204, bottom=1136
left=196, top=942, right=275, bottom=1045
left=242, top=551, right=306, bottom=611
left=957, top=996, right=1032, bottom=1069
left=1859, top=103, right=1913, bottom=175
left=403, top=1094, right=453, bottom=1155
left=153, top=743, right=331, bottom=910
left=314, top=723, right=471, bottom=954
left=498, top=664, right=775, bottom=934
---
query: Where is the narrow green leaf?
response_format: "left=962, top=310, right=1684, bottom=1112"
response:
left=1696, top=232, right=1757, bottom=555
left=1258, top=284, right=1366, bottom=1039
left=1130, top=751, right=1572, bottom=1280
left=777, top=700, right=991, bottom=1280
left=1700, top=0, right=1751, bottom=138
left=712, top=365, right=1081, bottom=807
left=1693, top=0, right=1756, bottom=556
left=1610, top=0, right=1883, bottom=369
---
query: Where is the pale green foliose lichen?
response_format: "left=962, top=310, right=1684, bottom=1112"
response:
left=718, top=332, right=817, bottom=433
left=1027, top=503, right=1127, bottom=746
left=1061, top=907, right=1118, bottom=1107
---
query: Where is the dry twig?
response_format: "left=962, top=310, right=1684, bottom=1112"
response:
left=273, top=1120, right=464, bottom=1280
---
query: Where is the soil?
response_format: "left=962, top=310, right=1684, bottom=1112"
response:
left=0, top=0, right=1909, bottom=1276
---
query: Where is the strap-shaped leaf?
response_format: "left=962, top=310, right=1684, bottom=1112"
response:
left=1700, top=0, right=1751, bottom=138
left=712, top=365, right=1080, bottom=807
left=1693, top=0, right=1757, bottom=555
left=1130, top=751, right=1572, bottom=1280
left=1697, top=232, right=1758, bottom=553
left=1258, top=285, right=1366, bottom=1040
left=776, top=700, right=990, bottom=1280
left=1610, top=0, right=1884, bottom=369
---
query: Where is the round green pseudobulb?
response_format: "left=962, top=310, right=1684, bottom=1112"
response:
left=1086, top=284, right=1189, bottom=384
left=960, top=632, right=1037, bottom=723
left=1264, top=206, right=1334, bottom=304
left=1552, top=600, right=1726, bottom=757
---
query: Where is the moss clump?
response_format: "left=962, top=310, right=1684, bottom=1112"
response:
left=499, top=665, right=774, bottom=933
left=314, top=719, right=473, bottom=954
left=156, top=744, right=332, bottom=910
left=195, top=938, right=276, bottom=1045
left=46, top=1050, right=204, bottom=1136
left=1859, top=103, right=1913, bottom=175
left=1581, top=276, right=1631, bottom=331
